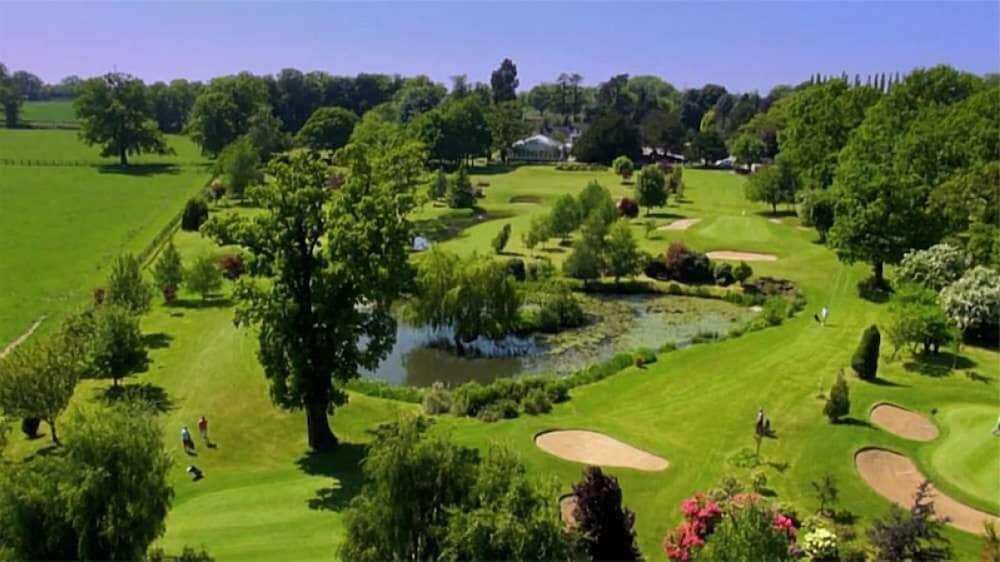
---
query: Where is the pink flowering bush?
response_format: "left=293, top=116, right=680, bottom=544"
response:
left=663, top=491, right=799, bottom=561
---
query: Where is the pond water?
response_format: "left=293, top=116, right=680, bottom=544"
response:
left=363, top=294, right=753, bottom=387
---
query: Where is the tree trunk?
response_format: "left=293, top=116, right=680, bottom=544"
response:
left=49, top=419, right=60, bottom=446
left=119, top=147, right=128, bottom=166
left=771, top=202, right=777, bottom=214
left=305, top=400, right=337, bottom=451
left=453, top=335, right=466, bottom=356
left=873, top=260, right=884, bottom=286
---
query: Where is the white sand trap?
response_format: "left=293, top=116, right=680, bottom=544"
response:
left=856, top=448, right=999, bottom=534
left=658, top=218, right=702, bottom=231
left=535, top=430, right=669, bottom=471
left=870, top=403, right=939, bottom=441
left=706, top=251, right=777, bottom=262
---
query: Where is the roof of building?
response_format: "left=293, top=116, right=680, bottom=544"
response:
left=513, top=134, right=564, bottom=148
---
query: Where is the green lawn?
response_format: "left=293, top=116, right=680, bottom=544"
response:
left=924, top=404, right=1000, bottom=514
left=0, top=129, right=210, bottom=344
left=5, top=164, right=996, bottom=559
left=9, top=100, right=78, bottom=126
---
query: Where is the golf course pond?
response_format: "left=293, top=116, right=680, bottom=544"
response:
left=364, top=294, right=754, bottom=387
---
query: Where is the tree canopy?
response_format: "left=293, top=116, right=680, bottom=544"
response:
left=75, top=73, right=173, bottom=165
left=295, top=106, right=358, bottom=150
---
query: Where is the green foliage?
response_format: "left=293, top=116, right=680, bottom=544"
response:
left=757, top=297, right=788, bottom=327
left=612, top=155, right=635, bottom=182
left=185, top=254, right=223, bottom=300
left=796, top=188, right=836, bottom=241
left=896, top=244, right=970, bottom=291
left=0, top=65, right=23, bottom=128
left=492, top=223, right=512, bottom=254
left=341, top=418, right=579, bottom=561
left=549, top=194, right=582, bottom=238
left=447, top=164, right=477, bottom=209
left=522, top=214, right=552, bottom=252
left=965, top=221, right=1000, bottom=268
left=939, top=265, right=1000, bottom=335
left=779, top=80, right=882, bottom=190
left=886, top=284, right=955, bottom=358
left=205, top=142, right=423, bottom=450
left=694, top=499, right=796, bottom=562
left=729, top=133, right=766, bottom=169
left=92, top=305, right=147, bottom=387
left=181, top=197, right=209, bottom=232
left=408, top=249, right=522, bottom=351
left=812, top=473, right=839, bottom=516
left=490, top=58, right=519, bottom=103
left=667, top=166, right=685, bottom=198
left=487, top=100, right=528, bottom=158
left=0, top=406, right=173, bottom=561
left=733, top=261, right=753, bottom=284
left=152, top=241, right=184, bottom=303
left=745, top=160, right=798, bottom=213
left=422, top=382, right=452, bottom=414
left=521, top=388, right=552, bottom=415
left=0, top=337, right=80, bottom=445
left=107, top=253, right=152, bottom=314
left=245, top=106, right=290, bottom=161
left=823, top=371, right=850, bottom=423
left=564, top=228, right=605, bottom=284
left=412, top=96, right=492, bottom=164
left=635, top=164, right=667, bottom=212
left=685, top=130, right=727, bottom=164
left=342, top=378, right=424, bottom=404
left=572, top=112, right=642, bottom=164
left=605, top=219, right=643, bottom=283
left=75, top=73, right=173, bottom=165
left=850, top=325, right=881, bottom=381
left=428, top=168, right=448, bottom=200
left=295, top=106, right=358, bottom=150
left=577, top=180, right=618, bottom=226
left=216, top=137, right=260, bottom=198
left=829, top=66, right=988, bottom=282
left=187, top=73, right=270, bottom=156
left=526, top=284, right=586, bottom=333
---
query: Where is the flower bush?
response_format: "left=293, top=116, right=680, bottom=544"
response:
left=801, top=527, right=838, bottom=561
left=662, top=493, right=722, bottom=561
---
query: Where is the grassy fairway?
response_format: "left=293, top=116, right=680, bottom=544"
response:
left=924, top=404, right=1000, bottom=514
left=6, top=100, right=78, bottom=126
left=0, top=129, right=209, bottom=344
left=6, top=165, right=996, bottom=559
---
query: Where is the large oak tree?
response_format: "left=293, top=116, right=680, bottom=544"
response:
left=75, top=73, right=173, bottom=166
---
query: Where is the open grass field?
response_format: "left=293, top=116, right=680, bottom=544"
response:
left=4, top=100, right=79, bottom=127
left=0, top=129, right=210, bottom=344
left=5, top=164, right=997, bottom=559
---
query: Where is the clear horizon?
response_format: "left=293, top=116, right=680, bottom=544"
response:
left=1, top=1, right=998, bottom=93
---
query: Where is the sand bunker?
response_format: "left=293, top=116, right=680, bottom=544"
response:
left=706, top=251, right=777, bottom=262
left=855, top=448, right=999, bottom=534
left=509, top=195, right=543, bottom=204
left=658, top=218, right=702, bottom=231
left=535, top=430, right=669, bottom=471
left=870, top=403, right=939, bottom=441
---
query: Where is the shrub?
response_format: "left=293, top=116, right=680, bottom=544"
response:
left=492, top=223, right=512, bottom=254
left=447, top=164, right=476, bottom=209
left=532, top=287, right=586, bottom=333
left=208, top=180, right=226, bottom=200
left=477, top=399, right=518, bottom=422
left=633, top=347, right=656, bottom=366
left=217, top=137, right=260, bottom=198
left=107, top=253, right=152, bottom=315
left=851, top=325, right=880, bottom=381
left=667, top=243, right=714, bottom=284
left=662, top=493, right=723, bottom=561
left=896, top=243, right=969, bottom=292
left=152, top=241, right=184, bottom=304
left=714, top=263, right=735, bottom=286
left=450, top=382, right=495, bottom=417
left=181, top=197, right=209, bottom=231
left=572, top=466, right=641, bottom=561
left=521, top=388, right=552, bottom=415
left=612, top=155, right=635, bottom=182
left=823, top=371, right=850, bottom=423
left=759, top=297, right=787, bottom=327
left=422, top=382, right=453, bottom=415
left=186, top=254, right=224, bottom=299
left=218, top=253, right=246, bottom=280
left=801, top=527, right=838, bottom=561
left=733, top=261, right=753, bottom=284
left=525, top=259, right=556, bottom=281
left=616, top=197, right=640, bottom=218
left=750, top=471, right=768, bottom=494
left=342, top=379, right=423, bottom=403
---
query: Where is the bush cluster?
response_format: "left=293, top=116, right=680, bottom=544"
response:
left=523, top=286, right=587, bottom=334
left=446, top=376, right=566, bottom=420
left=218, top=253, right=246, bottom=280
left=645, top=242, right=715, bottom=284
left=343, top=379, right=424, bottom=403
left=616, top=197, right=640, bottom=218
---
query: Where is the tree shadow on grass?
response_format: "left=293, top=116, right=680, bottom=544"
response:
left=168, top=297, right=234, bottom=310
left=97, top=163, right=180, bottom=176
left=297, top=443, right=368, bottom=512
left=143, top=332, right=173, bottom=350
left=902, top=352, right=975, bottom=378
left=867, top=377, right=906, bottom=388
left=95, top=382, right=175, bottom=414
left=965, top=371, right=993, bottom=384
left=832, top=510, right=858, bottom=525
left=470, top=163, right=524, bottom=175
left=645, top=211, right=687, bottom=220
left=754, top=209, right=797, bottom=219
left=836, top=417, right=873, bottom=429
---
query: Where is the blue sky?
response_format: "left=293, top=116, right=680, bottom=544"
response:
left=1, top=1, right=997, bottom=92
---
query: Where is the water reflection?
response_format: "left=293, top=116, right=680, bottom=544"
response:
left=363, top=294, right=752, bottom=387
